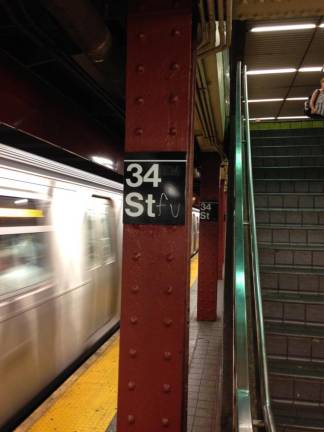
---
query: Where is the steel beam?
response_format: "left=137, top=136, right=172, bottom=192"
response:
left=117, top=1, right=194, bottom=431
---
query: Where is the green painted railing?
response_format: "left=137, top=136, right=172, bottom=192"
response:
left=234, top=63, right=276, bottom=431
left=234, top=62, right=253, bottom=432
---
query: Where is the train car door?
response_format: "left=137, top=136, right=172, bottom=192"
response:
left=87, top=197, right=116, bottom=332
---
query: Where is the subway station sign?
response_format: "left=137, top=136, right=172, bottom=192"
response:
left=123, top=152, right=187, bottom=225
left=200, top=201, right=218, bottom=222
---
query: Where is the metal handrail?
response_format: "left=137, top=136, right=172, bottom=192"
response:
left=234, top=62, right=253, bottom=432
left=242, top=65, right=277, bottom=432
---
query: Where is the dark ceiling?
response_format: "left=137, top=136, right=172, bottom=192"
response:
left=0, top=0, right=127, bottom=137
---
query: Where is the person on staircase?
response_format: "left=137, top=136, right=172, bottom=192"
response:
left=310, top=77, right=324, bottom=117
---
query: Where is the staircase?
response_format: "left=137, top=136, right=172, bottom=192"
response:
left=252, top=127, right=324, bottom=432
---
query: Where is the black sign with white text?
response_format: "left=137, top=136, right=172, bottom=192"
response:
left=123, top=152, right=187, bottom=225
left=200, top=201, right=218, bottom=222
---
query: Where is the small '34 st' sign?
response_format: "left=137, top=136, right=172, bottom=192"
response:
left=123, top=152, right=187, bottom=225
left=200, top=201, right=218, bottom=222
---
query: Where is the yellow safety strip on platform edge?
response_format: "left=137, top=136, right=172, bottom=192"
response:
left=190, top=254, right=198, bottom=287
left=26, top=337, right=119, bottom=432
left=22, top=256, right=198, bottom=432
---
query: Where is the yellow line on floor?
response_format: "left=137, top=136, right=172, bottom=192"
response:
left=26, top=337, right=119, bottom=432
left=190, top=254, right=198, bottom=287
left=22, top=255, right=198, bottom=432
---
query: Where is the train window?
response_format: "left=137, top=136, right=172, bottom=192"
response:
left=0, top=196, right=49, bottom=227
left=0, top=232, right=51, bottom=297
left=87, top=211, right=99, bottom=268
left=87, top=197, right=115, bottom=268
left=0, top=195, right=52, bottom=297
left=99, top=200, right=114, bottom=262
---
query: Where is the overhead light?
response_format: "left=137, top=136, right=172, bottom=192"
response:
left=248, top=98, right=283, bottom=103
left=248, top=97, right=308, bottom=103
left=250, top=117, right=276, bottom=121
left=299, top=66, right=323, bottom=72
left=92, top=156, right=114, bottom=169
left=247, top=67, right=324, bottom=75
left=277, top=116, right=309, bottom=120
left=247, top=68, right=296, bottom=75
left=319, top=24, right=324, bottom=28
left=286, top=97, right=308, bottom=101
left=14, top=198, right=28, bottom=205
left=251, top=24, right=316, bottom=32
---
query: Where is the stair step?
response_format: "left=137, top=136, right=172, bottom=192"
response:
left=254, top=179, right=324, bottom=194
left=266, top=321, right=324, bottom=339
left=259, top=243, right=324, bottom=251
left=263, top=291, right=324, bottom=305
left=257, top=227, right=324, bottom=245
left=252, top=138, right=324, bottom=147
left=256, top=208, right=324, bottom=226
left=273, top=402, right=324, bottom=431
left=257, top=224, right=324, bottom=229
left=251, top=128, right=324, bottom=138
left=255, top=194, right=324, bottom=209
left=259, top=244, right=324, bottom=268
left=252, top=131, right=324, bottom=140
left=257, top=208, right=324, bottom=212
left=261, top=265, right=324, bottom=275
left=253, top=145, right=324, bottom=157
left=254, top=167, right=324, bottom=181
left=256, top=193, right=324, bottom=196
left=269, top=358, right=324, bottom=380
left=261, top=267, right=324, bottom=293
left=253, top=156, right=324, bottom=168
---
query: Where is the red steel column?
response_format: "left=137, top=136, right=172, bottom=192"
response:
left=197, top=153, right=220, bottom=321
left=117, top=2, right=194, bottom=432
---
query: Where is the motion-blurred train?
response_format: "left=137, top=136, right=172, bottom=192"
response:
left=0, top=144, right=199, bottom=429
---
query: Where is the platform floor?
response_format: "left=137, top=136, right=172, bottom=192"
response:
left=16, top=255, right=223, bottom=432
left=187, top=278, right=223, bottom=432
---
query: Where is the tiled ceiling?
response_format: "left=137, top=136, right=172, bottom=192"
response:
left=244, top=18, right=324, bottom=119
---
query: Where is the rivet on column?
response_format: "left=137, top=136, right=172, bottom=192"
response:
left=161, top=417, right=170, bottom=427
left=165, top=285, right=173, bottom=295
left=134, top=128, right=143, bottom=136
left=170, top=63, right=180, bottom=71
left=137, top=32, right=146, bottom=40
left=169, top=94, right=179, bottom=104
left=131, top=284, right=140, bottom=294
left=162, top=384, right=172, bottom=393
left=128, top=381, right=136, bottom=390
left=166, top=253, right=174, bottom=262
left=163, top=318, right=173, bottom=327
left=130, top=316, right=138, bottom=325
left=132, top=252, right=141, bottom=261
left=172, top=28, right=181, bottom=37
left=136, top=64, right=145, bottom=73
left=127, top=415, right=135, bottom=424
left=129, top=348, right=137, bottom=358
left=164, top=351, right=172, bottom=360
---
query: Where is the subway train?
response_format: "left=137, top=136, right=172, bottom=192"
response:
left=0, top=144, right=199, bottom=429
